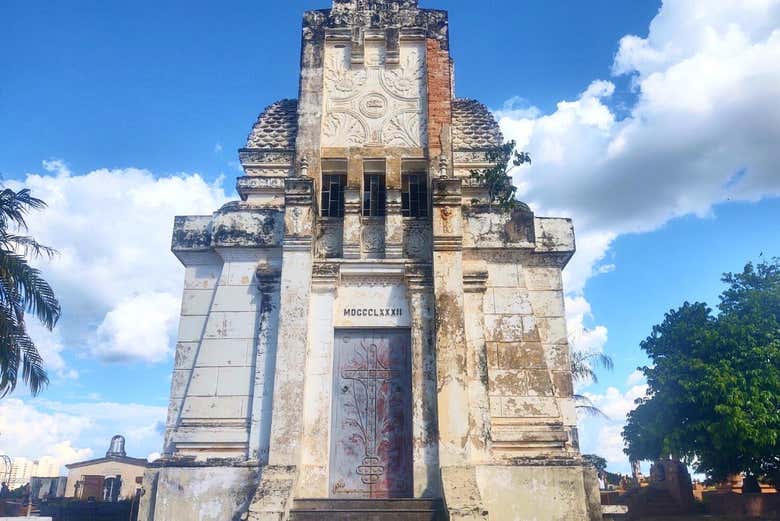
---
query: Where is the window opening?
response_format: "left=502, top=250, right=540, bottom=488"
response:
left=363, top=160, right=386, bottom=217
left=321, top=159, right=347, bottom=218
left=401, top=173, right=429, bottom=218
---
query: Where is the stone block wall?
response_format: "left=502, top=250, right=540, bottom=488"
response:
left=166, top=250, right=273, bottom=459
left=139, top=466, right=259, bottom=521
left=460, top=213, right=577, bottom=457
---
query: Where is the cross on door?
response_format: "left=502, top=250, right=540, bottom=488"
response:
left=341, top=342, right=399, bottom=485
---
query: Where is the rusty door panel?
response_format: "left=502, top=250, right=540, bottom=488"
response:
left=330, top=329, right=413, bottom=498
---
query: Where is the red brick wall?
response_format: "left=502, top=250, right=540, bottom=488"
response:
left=426, top=38, right=452, bottom=158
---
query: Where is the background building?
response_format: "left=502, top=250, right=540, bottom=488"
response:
left=65, top=436, right=146, bottom=502
left=6, top=457, right=60, bottom=490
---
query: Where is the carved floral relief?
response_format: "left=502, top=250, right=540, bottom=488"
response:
left=322, top=42, right=427, bottom=147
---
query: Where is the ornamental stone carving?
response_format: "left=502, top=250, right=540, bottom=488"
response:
left=316, top=220, right=344, bottom=258
left=404, top=220, right=432, bottom=260
left=362, top=221, right=386, bottom=257
left=322, top=41, right=427, bottom=148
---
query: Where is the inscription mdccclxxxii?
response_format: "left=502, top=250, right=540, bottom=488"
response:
left=344, top=308, right=404, bottom=318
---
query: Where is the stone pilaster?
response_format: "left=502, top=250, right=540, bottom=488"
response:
left=386, top=188, right=404, bottom=259
left=463, top=270, right=492, bottom=463
left=268, top=177, right=314, bottom=463
left=298, top=262, right=340, bottom=497
left=343, top=187, right=361, bottom=259
left=432, top=178, right=488, bottom=520
left=250, top=178, right=314, bottom=521
left=406, top=264, right=440, bottom=497
left=432, top=177, right=467, bottom=463
left=248, top=262, right=282, bottom=464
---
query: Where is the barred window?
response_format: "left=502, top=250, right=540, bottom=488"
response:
left=321, top=174, right=346, bottom=217
left=363, top=160, right=386, bottom=217
left=321, top=159, right=347, bottom=218
left=402, top=173, right=429, bottom=218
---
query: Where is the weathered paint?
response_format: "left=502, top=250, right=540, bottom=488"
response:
left=329, top=329, right=413, bottom=498
left=152, top=1, right=600, bottom=520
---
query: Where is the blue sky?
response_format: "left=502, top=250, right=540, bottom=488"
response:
left=1, top=0, right=779, bottom=474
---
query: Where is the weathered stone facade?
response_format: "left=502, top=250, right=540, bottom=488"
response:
left=139, top=1, right=601, bottom=519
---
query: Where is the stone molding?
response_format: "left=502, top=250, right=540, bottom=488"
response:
left=405, top=263, right=433, bottom=291
left=284, top=178, right=315, bottom=207
left=433, top=236, right=463, bottom=251
left=282, top=237, right=312, bottom=252
left=432, top=178, right=463, bottom=207
left=236, top=176, right=286, bottom=202
left=340, top=261, right=406, bottom=286
left=312, top=262, right=341, bottom=289
left=463, top=271, right=489, bottom=293
left=239, top=149, right=295, bottom=165
left=256, top=262, right=282, bottom=288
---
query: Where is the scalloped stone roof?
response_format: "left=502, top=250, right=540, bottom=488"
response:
left=452, top=98, right=503, bottom=150
left=246, top=99, right=298, bottom=149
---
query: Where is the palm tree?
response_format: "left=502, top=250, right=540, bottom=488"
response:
left=571, top=350, right=614, bottom=419
left=0, top=187, right=60, bottom=397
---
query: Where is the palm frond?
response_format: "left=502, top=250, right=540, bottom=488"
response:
left=0, top=185, right=56, bottom=396
left=0, top=249, right=61, bottom=329
left=574, top=394, right=610, bottom=420
left=0, top=188, right=47, bottom=231
left=0, top=233, right=58, bottom=259
left=571, top=350, right=615, bottom=385
left=17, top=332, right=49, bottom=396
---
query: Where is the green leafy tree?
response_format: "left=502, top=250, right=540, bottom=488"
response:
left=623, top=259, right=780, bottom=484
left=0, top=187, right=60, bottom=396
left=583, top=454, right=608, bottom=474
left=470, top=140, right=531, bottom=211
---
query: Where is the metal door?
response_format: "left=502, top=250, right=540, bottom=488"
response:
left=330, top=329, right=413, bottom=498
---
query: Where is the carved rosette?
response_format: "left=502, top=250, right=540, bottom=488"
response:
left=316, top=219, right=344, bottom=259
left=403, top=220, right=432, bottom=260
left=361, top=220, right=386, bottom=258
left=322, top=41, right=427, bottom=148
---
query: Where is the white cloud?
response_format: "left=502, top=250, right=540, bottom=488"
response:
left=499, top=0, right=780, bottom=472
left=0, top=398, right=166, bottom=473
left=92, top=292, right=181, bottom=363
left=579, top=383, right=649, bottom=468
left=626, top=370, right=645, bottom=387
left=498, top=0, right=780, bottom=293
left=0, top=398, right=93, bottom=472
left=565, top=295, right=609, bottom=355
left=8, top=162, right=231, bottom=367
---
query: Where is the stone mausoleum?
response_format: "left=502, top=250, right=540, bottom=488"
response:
left=139, top=1, right=601, bottom=520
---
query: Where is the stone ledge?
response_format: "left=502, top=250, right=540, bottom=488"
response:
left=148, top=456, right=260, bottom=469
left=172, top=205, right=285, bottom=261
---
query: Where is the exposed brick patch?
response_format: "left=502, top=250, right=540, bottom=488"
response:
left=426, top=38, right=452, bottom=157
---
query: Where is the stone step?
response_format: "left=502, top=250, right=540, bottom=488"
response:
left=290, top=499, right=444, bottom=521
